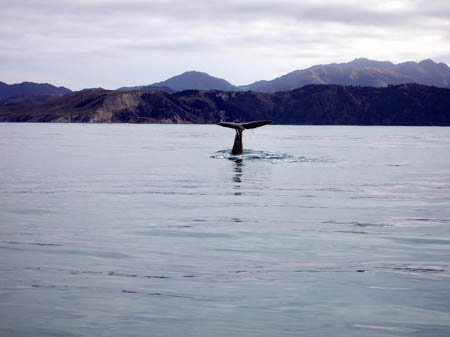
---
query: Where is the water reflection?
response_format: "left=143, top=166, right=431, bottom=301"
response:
left=233, top=160, right=243, bottom=195
left=229, top=157, right=273, bottom=197
left=233, top=160, right=243, bottom=183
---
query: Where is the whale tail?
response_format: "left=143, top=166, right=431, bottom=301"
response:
left=218, top=120, right=272, bottom=130
left=218, top=120, right=271, bottom=155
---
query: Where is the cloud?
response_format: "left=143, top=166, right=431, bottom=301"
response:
left=1, top=0, right=449, bottom=89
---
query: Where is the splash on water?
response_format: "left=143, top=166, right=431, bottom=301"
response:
left=211, top=149, right=324, bottom=163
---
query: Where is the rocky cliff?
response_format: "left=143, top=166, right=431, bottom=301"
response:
left=1, top=84, right=449, bottom=126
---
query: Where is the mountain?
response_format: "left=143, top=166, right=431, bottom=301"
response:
left=116, top=58, right=450, bottom=93
left=1, top=84, right=449, bottom=126
left=395, top=59, right=450, bottom=87
left=0, top=81, right=72, bottom=101
left=118, top=71, right=239, bottom=92
left=5, top=58, right=449, bottom=100
left=240, top=58, right=450, bottom=92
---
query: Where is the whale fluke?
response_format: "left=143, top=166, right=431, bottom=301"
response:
left=218, top=120, right=271, bottom=155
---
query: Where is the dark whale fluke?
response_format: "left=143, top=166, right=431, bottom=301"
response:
left=218, top=120, right=272, bottom=155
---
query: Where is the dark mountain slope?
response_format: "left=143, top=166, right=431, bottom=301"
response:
left=1, top=84, right=449, bottom=126
left=0, top=89, right=203, bottom=123
left=270, top=84, right=449, bottom=125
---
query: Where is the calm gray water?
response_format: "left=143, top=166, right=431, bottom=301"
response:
left=0, top=124, right=449, bottom=337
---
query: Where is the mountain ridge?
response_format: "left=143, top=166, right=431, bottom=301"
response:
left=3, top=58, right=450, bottom=99
left=0, top=81, right=72, bottom=101
left=115, top=58, right=450, bottom=93
left=239, top=58, right=450, bottom=92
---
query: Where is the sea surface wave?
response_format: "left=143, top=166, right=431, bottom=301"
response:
left=0, top=124, right=449, bottom=337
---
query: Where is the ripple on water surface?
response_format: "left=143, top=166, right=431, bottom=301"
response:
left=210, top=149, right=330, bottom=163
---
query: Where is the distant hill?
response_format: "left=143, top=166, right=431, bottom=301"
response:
left=0, top=81, right=72, bottom=101
left=239, top=58, right=450, bottom=92
left=1, top=84, right=449, bottom=126
left=118, top=71, right=239, bottom=92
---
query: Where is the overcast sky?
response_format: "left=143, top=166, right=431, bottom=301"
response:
left=1, top=0, right=449, bottom=90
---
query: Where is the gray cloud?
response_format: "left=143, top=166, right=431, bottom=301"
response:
left=2, top=0, right=446, bottom=26
left=1, top=0, right=449, bottom=89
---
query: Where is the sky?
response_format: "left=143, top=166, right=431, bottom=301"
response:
left=1, top=0, right=449, bottom=90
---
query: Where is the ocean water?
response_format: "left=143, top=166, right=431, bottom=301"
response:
left=0, top=123, right=449, bottom=337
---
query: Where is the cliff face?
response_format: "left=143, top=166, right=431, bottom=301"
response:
left=1, top=84, right=449, bottom=126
